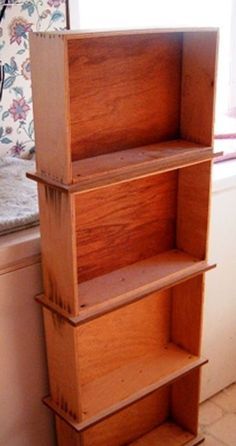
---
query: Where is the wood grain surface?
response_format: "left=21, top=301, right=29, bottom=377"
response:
left=75, top=171, right=177, bottom=282
left=68, top=33, right=182, bottom=160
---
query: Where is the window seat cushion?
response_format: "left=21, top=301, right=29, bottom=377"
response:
left=0, top=157, right=39, bottom=236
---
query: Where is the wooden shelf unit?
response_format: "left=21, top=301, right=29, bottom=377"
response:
left=29, top=28, right=218, bottom=446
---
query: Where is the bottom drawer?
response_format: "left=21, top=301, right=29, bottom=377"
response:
left=55, top=368, right=203, bottom=446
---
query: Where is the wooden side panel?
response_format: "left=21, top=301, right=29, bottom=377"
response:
left=77, top=290, right=171, bottom=386
left=180, top=31, right=218, bottom=146
left=171, top=275, right=204, bottom=356
left=82, top=388, right=170, bottom=446
left=43, top=309, right=81, bottom=421
left=38, top=184, right=78, bottom=315
left=75, top=172, right=178, bottom=282
left=171, top=368, right=201, bottom=436
left=29, top=33, right=71, bottom=183
left=56, top=418, right=82, bottom=446
left=68, top=33, right=182, bottom=160
left=176, top=161, right=211, bottom=259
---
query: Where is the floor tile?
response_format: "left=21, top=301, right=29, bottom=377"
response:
left=207, top=413, right=236, bottom=446
left=202, top=433, right=225, bottom=445
left=211, top=383, right=236, bottom=413
left=199, top=400, right=223, bottom=426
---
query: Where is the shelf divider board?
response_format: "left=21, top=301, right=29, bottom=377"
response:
left=180, top=31, right=218, bottom=147
left=43, top=352, right=206, bottom=432
left=72, top=140, right=213, bottom=191
left=36, top=250, right=215, bottom=325
left=129, top=422, right=204, bottom=446
left=26, top=140, right=220, bottom=193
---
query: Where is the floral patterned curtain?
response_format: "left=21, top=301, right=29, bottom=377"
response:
left=0, top=0, right=67, bottom=158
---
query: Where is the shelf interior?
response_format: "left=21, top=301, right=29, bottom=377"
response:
left=72, top=139, right=212, bottom=188
left=80, top=343, right=204, bottom=420
left=129, top=421, right=196, bottom=446
left=78, top=249, right=210, bottom=312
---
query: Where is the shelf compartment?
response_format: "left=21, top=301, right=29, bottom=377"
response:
left=45, top=368, right=203, bottom=445
left=29, top=29, right=218, bottom=185
left=44, top=352, right=205, bottom=431
left=80, top=344, right=207, bottom=422
left=37, top=250, right=215, bottom=325
left=43, top=275, right=207, bottom=429
left=35, top=162, right=213, bottom=317
left=129, top=422, right=204, bottom=445
left=72, top=139, right=214, bottom=191
left=77, top=249, right=215, bottom=321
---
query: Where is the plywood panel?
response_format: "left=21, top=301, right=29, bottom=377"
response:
left=82, top=388, right=170, bottom=446
left=75, top=171, right=178, bottom=282
left=56, top=418, right=82, bottom=446
left=171, top=368, right=200, bottom=436
left=68, top=33, right=182, bottom=160
left=130, top=422, right=195, bottom=445
left=77, top=290, right=171, bottom=385
left=181, top=31, right=218, bottom=146
left=29, top=33, right=71, bottom=183
left=176, top=161, right=211, bottom=259
left=43, top=309, right=82, bottom=422
left=38, top=184, right=78, bottom=315
left=172, top=275, right=204, bottom=356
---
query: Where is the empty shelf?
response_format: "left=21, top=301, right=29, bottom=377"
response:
left=44, top=344, right=207, bottom=431
left=27, top=139, right=215, bottom=192
left=36, top=249, right=215, bottom=325
left=80, top=343, right=206, bottom=421
left=72, top=139, right=213, bottom=191
left=77, top=249, right=215, bottom=322
left=129, top=422, right=203, bottom=446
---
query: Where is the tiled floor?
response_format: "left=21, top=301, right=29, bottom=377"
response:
left=200, top=383, right=236, bottom=446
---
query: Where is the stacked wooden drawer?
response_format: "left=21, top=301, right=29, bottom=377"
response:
left=28, top=28, right=218, bottom=446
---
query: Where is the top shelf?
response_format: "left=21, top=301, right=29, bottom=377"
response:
left=29, top=29, right=218, bottom=185
left=28, top=139, right=216, bottom=193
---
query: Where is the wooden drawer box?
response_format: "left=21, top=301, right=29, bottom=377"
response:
left=29, top=29, right=217, bottom=186
left=28, top=27, right=218, bottom=446
left=43, top=275, right=206, bottom=445
left=55, top=371, right=202, bottom=446
left=37, top=161, right=214, bottom=319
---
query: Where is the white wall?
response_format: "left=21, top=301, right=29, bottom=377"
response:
left=201, top=161, right=236, bottom=400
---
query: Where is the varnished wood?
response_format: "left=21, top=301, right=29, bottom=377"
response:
left=35, top=254, right=215, bottom=325
left=130, top=422, right=196, bottom=445
left=68, top=32, right=182, bottom=160
left=29, top=33, right=72, bottom=184
left=181, top=31, right=218, bottom=147
left=43, top=308, right=82, bottom=422
left=29, top=28, right=218, bottom=446
left=75, top=171, right=177, bottom=282
left=29, top=29, right=218, bottom=185
left=43, top=284, right=207, bottom=428
left=177, top=161, right=212, bottom=259
left=172, top=275, right=205, bottom=356
left=27, top=149, right=221, bottom=194
left=171, top=368, right=201, bottom=436
left=38, top=184, right=78, bottom=315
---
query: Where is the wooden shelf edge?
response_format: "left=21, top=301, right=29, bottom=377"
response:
left=42, top=357, right=207, bottom=432
left=36, top=260, right=216, bottom=325
left=129, top=423, right=205, bottom=446
left=26, top=149, right=221, bottom=194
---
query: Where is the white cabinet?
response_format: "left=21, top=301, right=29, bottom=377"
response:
left=0, top=260, right=55, bottom=446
